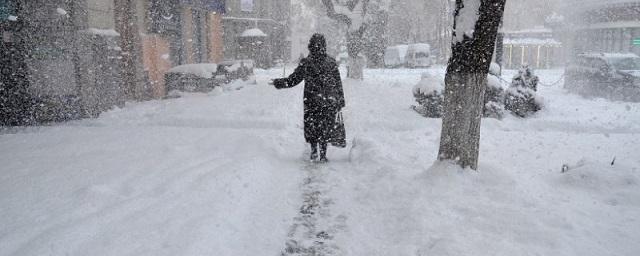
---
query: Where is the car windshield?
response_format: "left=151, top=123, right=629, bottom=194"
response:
left=416, top=52, right=429, bottom=58
left=609, top=57, right=640, bottom=71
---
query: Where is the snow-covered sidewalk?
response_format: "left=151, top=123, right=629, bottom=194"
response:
left=1, top=68, right=639, bottom=256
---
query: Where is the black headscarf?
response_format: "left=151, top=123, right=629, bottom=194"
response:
left=308, top=33, right=327, bottom=58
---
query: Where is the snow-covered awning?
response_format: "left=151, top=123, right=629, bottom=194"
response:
left=504, top=38, right=561, bottom=46
left=240, top=28, right=267, bottom=38
left=81, top=28, right=120, bottom=37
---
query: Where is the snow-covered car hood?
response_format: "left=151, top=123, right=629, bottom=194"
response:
left=619, top=70, right=640, bottom=78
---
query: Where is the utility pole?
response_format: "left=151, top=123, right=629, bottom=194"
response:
left=495, top=20, right=504, bottom=75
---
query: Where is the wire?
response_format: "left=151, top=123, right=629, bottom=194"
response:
left=538, top=74, right=565, bottom=87
left=496, top=73, right=565, bottom=87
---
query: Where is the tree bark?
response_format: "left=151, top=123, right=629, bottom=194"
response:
left=438, top=0, right=506, bottom=170
left=321, top=0, right=368, bottom=79
left=346, top=28, right=366, bottom=79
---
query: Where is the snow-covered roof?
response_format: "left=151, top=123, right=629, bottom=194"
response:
left=504, top=38, right=561, bottom=46
left=223, top=17, right=283, bottom=25
left=240, top=28, right=267, bottom=37
left=579, top=21, right=640, bottom=30
left=560, top=0, right=640, bottom=16
left=386, top=45, right=409, bottom=56
left=564, top=0, right=640, bottom=11
left=503, top=26, right=553, bottom=34
left=407, top=43, right=431, bottom=52
left=579, top=53, right=640, bottom=59
left=167, top=64, right=218, bottom=78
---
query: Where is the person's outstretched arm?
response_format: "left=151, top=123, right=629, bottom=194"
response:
left=272, top=60, right=305, bottom=89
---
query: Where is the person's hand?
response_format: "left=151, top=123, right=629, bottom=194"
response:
left=271, top=78, right=287, bottom=89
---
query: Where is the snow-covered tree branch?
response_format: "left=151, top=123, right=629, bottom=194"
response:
left=321, top=0, right=390, bottom=79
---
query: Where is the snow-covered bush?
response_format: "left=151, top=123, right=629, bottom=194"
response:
left=484, top=63, right=506, bottom=118
left=412, top=64, right=508, bottom=119
left=412, top=72, right=444, bottom=118
left=504, top=66, right=542, bottom=117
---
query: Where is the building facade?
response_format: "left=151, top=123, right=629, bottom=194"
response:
left=0, top=0, right=225, bottom=125
left=1, top=0, right=125, bottom=124
left=222, top=0, right=290, bottom=68
left=560, top=0, right=640, bottom=60
left=500, top=27, right=563, bottom=69
left=141, top=0, right=225, bottom=98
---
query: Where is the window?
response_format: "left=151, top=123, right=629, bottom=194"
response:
left=622, top=28, right=632, bottom=52
left=416, top=52, right=429, bottom=58
left=610, top=57, right=640, bottom=71
left=241, top=0, right=254, bottom=12
left=0, top=0, right=16, bottom=21
left=148, top=0, right=181, bottom=34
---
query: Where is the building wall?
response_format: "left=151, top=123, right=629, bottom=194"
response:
left=502, top=44, right=562, bottom=69
left=223, top=0, right=290, bottom=66
left=87, top=0, right=115, bottom=29
left=181, top=7, right=196, bottom=64
left=208, top=13, right=224, bottom=63
left=141, top=34, right=171, bottom=98
left=4, top=0, right=226, bottom=117
left=561, top=1, right=640, bottom=59
left=2, top=0, right=126, bottom=122
left=137, top=0, right=225, bottom=98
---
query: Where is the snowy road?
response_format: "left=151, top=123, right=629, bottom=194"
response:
left=1, top=67, right=640, bottom=255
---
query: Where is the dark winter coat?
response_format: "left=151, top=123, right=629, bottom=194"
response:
left=273, top=34, right=345, bottom=144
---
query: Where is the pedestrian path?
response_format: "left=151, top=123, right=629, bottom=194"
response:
left=281, top=162, right=348, bottom=256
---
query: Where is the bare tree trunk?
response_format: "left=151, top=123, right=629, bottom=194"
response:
left=347, top=55, right=365, bottom=80
left=439, top=0, right=453, bottom=63
left=438, top=0, right=506, bottom=170
left=346, top=29, right=365, bottom=79
left=321, top=0, right=368, bottom=79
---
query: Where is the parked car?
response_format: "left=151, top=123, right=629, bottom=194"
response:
left=564, top=53, right=640, bottom=101
left=217, top=59, right=255, bottom=83
left=383, top=44, right=408, bottom=68
left=165, top=60, right=254, bottom=94
left=405, top=43, right=434, bottom=68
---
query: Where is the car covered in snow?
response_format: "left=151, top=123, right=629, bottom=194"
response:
left=217, top=59, right=255, bottom=83
left=384, top=45, right=408, bottom=68
left=405, top=43, right=434, bottom=68
left=564, top=53, right=640, bottom=101
left=165, top=60, right=254, bottom=93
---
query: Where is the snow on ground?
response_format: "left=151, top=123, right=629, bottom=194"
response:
left=1, top=66, right=639, bottom=256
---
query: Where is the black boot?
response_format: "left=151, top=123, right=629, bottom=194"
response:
left=310, top=143, right=319, bottom=161
left=319, top=143, right=328, bottom=162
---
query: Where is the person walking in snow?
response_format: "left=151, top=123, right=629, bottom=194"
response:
left=271, top=34, right=346, bottom=162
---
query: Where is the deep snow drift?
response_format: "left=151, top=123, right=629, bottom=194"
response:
left=1, top=67, right=639, bottom=256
